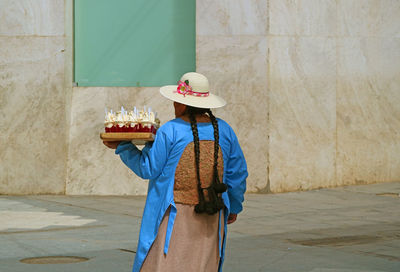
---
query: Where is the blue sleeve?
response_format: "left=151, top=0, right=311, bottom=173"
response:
left=225, top=128, right=248, bottom=214
left=115, top=128, right=171, bottom=180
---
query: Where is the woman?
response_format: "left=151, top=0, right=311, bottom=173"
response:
left=104, top=72, right=248, bottom=272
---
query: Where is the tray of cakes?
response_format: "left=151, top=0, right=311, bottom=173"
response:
left=100, top=106, right=160, bottom=145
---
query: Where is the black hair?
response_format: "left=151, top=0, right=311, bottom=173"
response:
left=187, top=106, right=227, bottom=215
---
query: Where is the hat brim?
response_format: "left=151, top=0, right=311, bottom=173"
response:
left=159, top=85, right=226, bottom=109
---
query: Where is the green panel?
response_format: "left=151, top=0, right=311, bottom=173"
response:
left=74, top=0, right=195, bottom=87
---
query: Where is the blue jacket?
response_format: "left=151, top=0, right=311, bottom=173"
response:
left=115, top=118, right=248, bottom=272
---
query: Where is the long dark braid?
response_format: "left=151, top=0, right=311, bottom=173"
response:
left=207, top=110, right=227, bottom=190
left=187, top=107, right=226, bottom=214
left=207, top=110, right=220, bottom=183
left=206, top=110, right=227, bottom=211
left=188, top=109, right=206, bottom=213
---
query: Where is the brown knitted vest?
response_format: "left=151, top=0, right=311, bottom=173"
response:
left=174, top=141, right=224, bottom=205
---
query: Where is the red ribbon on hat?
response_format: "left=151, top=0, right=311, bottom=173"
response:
left=176, top=80, right=209, bottom=97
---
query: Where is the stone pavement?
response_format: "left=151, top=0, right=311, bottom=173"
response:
left=0, top=182, right=399, bottom=272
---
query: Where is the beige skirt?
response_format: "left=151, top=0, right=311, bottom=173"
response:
left=140, top=204, right=224, bottom=272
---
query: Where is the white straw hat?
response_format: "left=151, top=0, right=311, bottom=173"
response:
left=159, top=72, right=226, bottom=109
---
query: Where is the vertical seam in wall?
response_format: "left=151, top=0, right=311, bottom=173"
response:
left=64, top=0, right=74, bottom=195
left=266, top=0, right=271, bottom=193
left=63, top=0, right=68, bottom=195
left=334, top=0, right=338, bottom=187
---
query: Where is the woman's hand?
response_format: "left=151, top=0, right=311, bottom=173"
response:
left=103, top=141, right=122, bottom=149
left=227, top=213, right=237, bottom=224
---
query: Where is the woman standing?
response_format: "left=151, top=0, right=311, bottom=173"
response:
left=104, top=72, right=248, bottom=272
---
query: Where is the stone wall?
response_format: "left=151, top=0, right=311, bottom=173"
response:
left=0, top=0, right=67, bottom=194
left=1, top=0, right=399, bottom=195
left=268, top=0, right=400, bottom=192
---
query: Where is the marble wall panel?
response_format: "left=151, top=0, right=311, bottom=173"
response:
left=337, top=0, right=400, bottom=37
left=197, top=35, right=269, bottom=192
left=66, top=87, right=175, bottom=195
left=268, top=37, right=337, bottom=192
left=337, top=37, right=400, bottom=185
left=0, top=36, right=66, bottom=194
left=0, top=0, right=64, bottom=36
left=269, top=0, right=297, bottom=35
left=269, top=0, right=336, bottom=36
left=196, top=0, right=268, bottom=36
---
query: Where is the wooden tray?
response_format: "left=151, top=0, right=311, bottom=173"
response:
left=100, top=132, right=154, bottom=145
